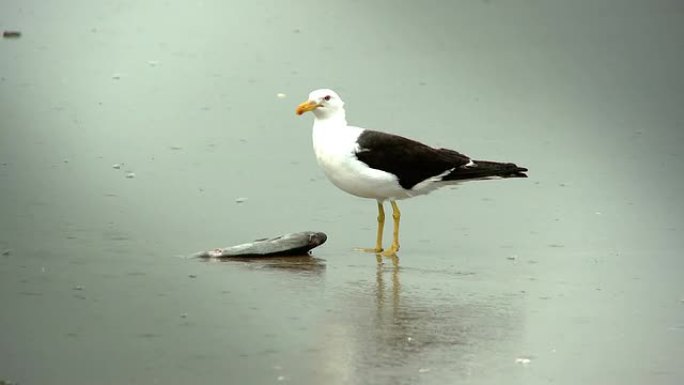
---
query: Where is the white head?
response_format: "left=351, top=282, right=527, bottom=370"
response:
left=295, top=89, right=345, bottom=120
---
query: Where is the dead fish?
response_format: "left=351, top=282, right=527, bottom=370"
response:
left=193, top=231, right=327, bottom=259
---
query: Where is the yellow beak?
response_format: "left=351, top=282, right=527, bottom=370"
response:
left=296, top=100, right=319, bottom=116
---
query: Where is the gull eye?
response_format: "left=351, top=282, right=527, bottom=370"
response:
left=323, top=95, right=331, bottom=101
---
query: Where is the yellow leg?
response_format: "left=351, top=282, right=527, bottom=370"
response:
left=381, top=200, right=401, bottom=256
left=356, top=201, right=385, bottom=253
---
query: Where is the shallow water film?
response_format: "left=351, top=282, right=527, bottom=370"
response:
left=1, top=1, right=683, bottom=384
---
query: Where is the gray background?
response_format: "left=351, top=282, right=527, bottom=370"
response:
left=1, top=0, right=683, bottom=384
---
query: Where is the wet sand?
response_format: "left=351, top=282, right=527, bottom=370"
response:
left=1, top=230, right=682, bottom=384
left=1, top=1, right=683, bottom=384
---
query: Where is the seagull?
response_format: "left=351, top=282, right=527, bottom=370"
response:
left=296, top=89, right=528, bottom=256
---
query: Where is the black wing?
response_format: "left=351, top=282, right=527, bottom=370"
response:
left=354, top=130, right=471, bottom=189
left=442, top=160, right=528, bottom=181
left=354, top=130, right=528, bottom=190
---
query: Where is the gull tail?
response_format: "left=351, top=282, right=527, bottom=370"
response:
left=443, top=160, right=528, bottom=181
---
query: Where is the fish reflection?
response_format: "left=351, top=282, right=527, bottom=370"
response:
left=212, top=255, right=326, bottom=275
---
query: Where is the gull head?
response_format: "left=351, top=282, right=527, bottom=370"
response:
left=296, top=89, right=345, bottom=119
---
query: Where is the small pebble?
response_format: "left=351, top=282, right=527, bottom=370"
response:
left=125, top=172, right=136, bottom=179
left=111, top=73, right=122, bottom=80
left=407, top=337, right=413, bottom=342
left=507, top=255, right=518, bottom=261
left=188, top=274, right=197, bottom=278
left=515, top=357, right=531, bottom=365
left=180, top=313, right=188, bottom=318
left=1, top=249, right=11, bottom=256
left=3, top=30, right=21, bottom=38
left=418, top=368, right=431, bottom=373
left=235, top=197, right=248, bottom=204
left=276, top=93, right=287, bottom=99
left=112, top=163, right=122, bottom=169
left=73, top=285, right=84, bottom=291
left=147, top=60, right=159, bottom=66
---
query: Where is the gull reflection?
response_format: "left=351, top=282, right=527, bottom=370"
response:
left=374, top=254, right=401, bottom=318
left=312, top=254, right=521, bottom=385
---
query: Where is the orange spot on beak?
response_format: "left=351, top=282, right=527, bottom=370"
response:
left=295, top=100, right=319, bottom=116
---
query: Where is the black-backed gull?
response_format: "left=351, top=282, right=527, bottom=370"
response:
left=296, top=89, right=527, bottom=256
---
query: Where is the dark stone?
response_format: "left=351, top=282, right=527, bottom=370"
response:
left=3, top=31, right=21, bottom=38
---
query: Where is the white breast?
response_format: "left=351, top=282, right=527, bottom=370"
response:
left=312, top=122, right=410, bottom=200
